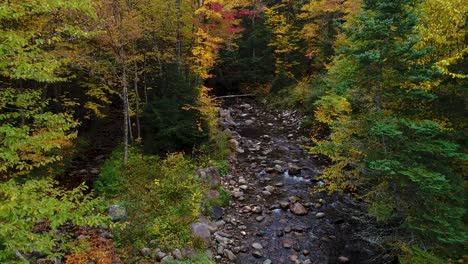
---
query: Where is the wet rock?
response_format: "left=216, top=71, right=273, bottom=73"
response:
left=338, top=256, right=350, bottom=263
left=303, top=260, right=312, bottom=264
left=239, top=185, right=249, bottom=190
left=256, top=216, right=265, bottom=222
left=264, top=259, right=272, bottom=264
left=107, top=205, right=127, bottom=221
left=315, top=212, right=326, bottom=218
left=252, top=206, right=262, bottom=214
left=284, top=226, right=292, bottom=233
left=282, top=239, right=293, bottom=249
left=279, top=201, right=290, bottom=209
left=261, top=190, right=272, bottom=196
left=190, top=222, right=211, bottom=241
left=140, top=247, right=151, bottom=257
left=223, top=249, right=237, bottom=261
left=274, top=164, right=284, bottom=173
left=290, top=203, right=308, bottom=215
left=275, top=182, right=284, bottom=187
left=252, top=251, right=263, bottom=258
left=288, top=196, right=300, bottom=203
left=288, top=164, right=301, bottom=175
left=245, top=120, right=255, bottom=125
left=264, top=185, right=275, bottom=193
left=303, top=249, right=310, bottom=256
left=252, top=242, right=263, bottom=250
left=289, top=254, right=299, bottom=262
left=232, top=190, right=244, bottom=199
left=211, top=206, right=224, bottom=220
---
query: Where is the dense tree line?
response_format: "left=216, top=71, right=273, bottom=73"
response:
left=0, top=0, right=466, bottom=263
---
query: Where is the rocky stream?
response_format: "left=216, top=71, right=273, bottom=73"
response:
left=210, top=98, right=388, bottom=264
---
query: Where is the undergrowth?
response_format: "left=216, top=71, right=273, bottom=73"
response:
left=94, top=146, right=228, bottom=261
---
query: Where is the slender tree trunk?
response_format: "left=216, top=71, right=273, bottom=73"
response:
left=134, top=59, right=141, bottom=139
left=122, top=56, right=129, bottom=166
left=176, top=0, right=183, bottom=64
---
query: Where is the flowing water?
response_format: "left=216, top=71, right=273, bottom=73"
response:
left=215, top=98, right=387, bottom=264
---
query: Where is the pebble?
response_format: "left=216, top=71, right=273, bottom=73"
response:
left=256, top=216, right=265, bottom=222
left=223, top=249, right=237, bottom=261
left=315, top=212, right=326, bottom=218
left=252, top=242, right=263, bottom=250
left=338, top=256, right=350, bottom=263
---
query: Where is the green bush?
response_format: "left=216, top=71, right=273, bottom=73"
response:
left=0, top=178, right=109, bottom=262
left=96, top=149, right=205, bottom=255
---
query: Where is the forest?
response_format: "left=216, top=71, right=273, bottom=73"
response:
left=0, top=0, right=466, bottom=263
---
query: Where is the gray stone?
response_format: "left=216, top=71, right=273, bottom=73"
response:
left=161, top=256, right=174, bottom=263
left=263, top=259, right=272, bottom=264
left=190, top=222, right=211, bottom=241
left=156, top=252, right=167, bottom=261
left=290, top=203, right=308, bottom=215
left=274, top=164, right=284, bottom=173
left=223, top=249, right=237, bottom=261
left=315, top=212, right=326, bottom=218
left=173, top=249, right=183, bottom=260
left=252, top=206, right=262, bottom=214
left=245, top=120, right=255, bottom=125
left=279, top=201, right=290, bottom=209
left=288, top=164, right=301, bottom=175
left=252, top=251, right=263, bottom=258
left=264, top=185, right=275, bottom=193
left=140, top=247, right=151, bottom=257
left=252, top=242, right=263, bottom=250
left=338, top=256, right=350, bottom=263
left=211, top=206, right=224, bottom=220
left=107, top=205, right=127, bottom=221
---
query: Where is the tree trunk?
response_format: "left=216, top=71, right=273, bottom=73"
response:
left=122, top=60, right=129, bottom=166
left=134, top=59, right=141, bottom=139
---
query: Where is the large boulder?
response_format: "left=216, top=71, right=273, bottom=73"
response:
left=190, top=222, right=211, bottom=242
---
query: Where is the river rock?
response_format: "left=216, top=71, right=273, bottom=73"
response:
left=161, top=256, right=174, bottom=263
left=173, top=249, right=183, bottom=260
left=252, top=242, right=263, bottom=250
left=290, top=203, right=308, bottom=215
left=107, top=205, right=126, bottom=221
left=288, top=164, right=301, bottom=175
left=199, top=167, right=221, bottom=188
left=274, top=164, right=284, bottom=173
left=211, top=206, right=223, bottom=220
left=223, top=249, right=237, bottom=261
left=252, top=251, right=263, bottom=258
left=245, top=119, right=255, bottom=125
left=190, top=222, right=211, bottom=241
left=338, top=256, right=350, bottom=263
left=264, top=185, right=275, bottom=192
left=140, top=248, right=151, bottom=257
left=315, top=212, right=326, bottom=218
left=252, top=206, right=262, bottom=214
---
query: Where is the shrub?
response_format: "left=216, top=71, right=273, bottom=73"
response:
left=0, top=178, right=109, bottom=262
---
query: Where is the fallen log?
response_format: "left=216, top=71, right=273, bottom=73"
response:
left=216, top=94, right=255, bottom=99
